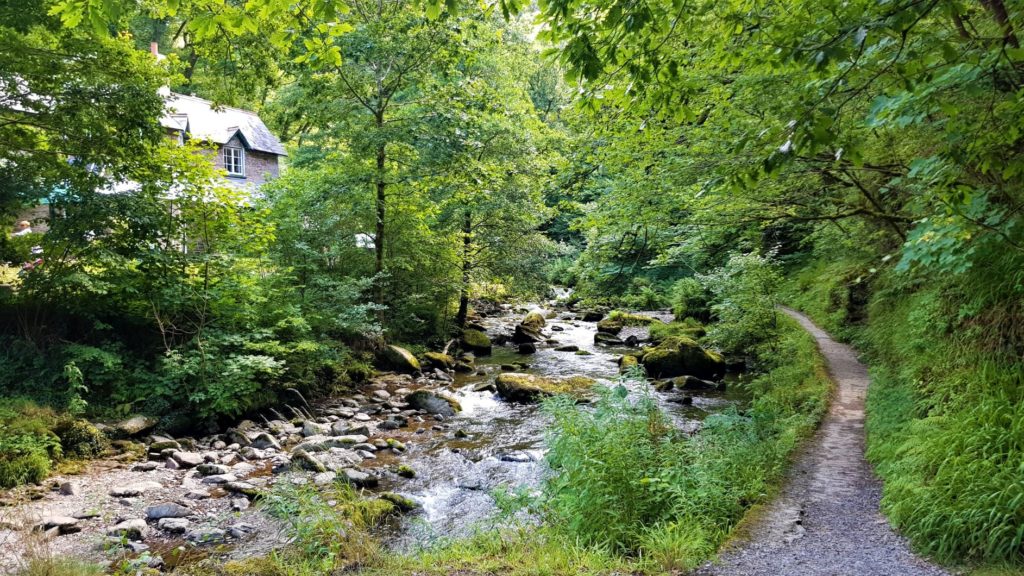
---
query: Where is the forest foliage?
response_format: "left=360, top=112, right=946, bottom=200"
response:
left=2, top=0, right=1023, bottom=569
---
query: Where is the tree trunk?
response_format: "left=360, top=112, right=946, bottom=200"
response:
left=455, top=210, right=472, bottom=329
left=980, top=0, right=1020, bottom=48
left=374, top=112, right=386, bottom=308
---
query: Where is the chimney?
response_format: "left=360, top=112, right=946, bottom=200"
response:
left=150, top=42, right=159, bottom=56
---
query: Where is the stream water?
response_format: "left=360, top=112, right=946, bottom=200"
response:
left=361, top=303, right=749, bottom=549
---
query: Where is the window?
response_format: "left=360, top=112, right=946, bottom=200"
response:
left=223, top=146, right=245, bottom=177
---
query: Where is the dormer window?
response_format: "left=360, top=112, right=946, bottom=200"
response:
left=223, top=146, right=245, bottom=177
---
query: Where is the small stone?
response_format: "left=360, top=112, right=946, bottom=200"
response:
left=184, top=490, right=210, bottom=500
left=290, top=449, right=326, bottom=473
left=149, top=440, right=181, bottom=452
left=250, top=432, right=281, bottom=451
left=396, top=465, right=416, bottom=479
left=302, top=421, right=330, bottom=437
left=372, top=389, right=391, bottom=400
left=164, top=457, right=180, bottom=470
left=59, top=482, right=80, bottom=496
left=354, top=413, right=371, bottom=422
left=386, top=439, right=407, bottom=452
left=352, top=442, right=377, bottom=452
left=339, top=468, right=378, bottom=488
left=227, top=523, right=257, bottom=539
left=145, top=502, right=191, bottom=520
left=212, top=440, right=227, bottom=450
left=157, top=518, right=190, bottom=534
left=200, top=474, right=237, bottom=485
left=186, top=527, right=226, bottom=545
left=171, top=451, right=203, bottom=468
left=196, top=463, right=229, bottom=476
left=454, top=429, right=469, bottom=439
left=39, top=516, right=80, bottom=535
left=109, top=481, right=162, bottom=497
left=73, top=509, right=101, bottom=519
left=379, top=492, right=419, bottom=512
left=225, top=481, right=260, bottom=497
left=107, top=519, right=148, bottom=541
left=499, top=452, right=532, bottom=463
left=231, top=498, right=250, bottom=512
left=313, top=471, right=337, bottom=486
left=357, top=450, right=376, bottom=459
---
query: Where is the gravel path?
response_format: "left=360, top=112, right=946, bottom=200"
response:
left=695, top=308, right=949, bottom=576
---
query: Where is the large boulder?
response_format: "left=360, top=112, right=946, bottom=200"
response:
left=596, top=318, right=624, bottom=335
left=405, top=390, right=461, bottom=417
left=619, top=355, right=639, bottom=373
left=380, top=345, right=421, bottom=374
left=512, top=324, right=544, bottom=344
left=494, top=373, right=595, bottom=403
left=421, top=352, right=455, bottom=370
left=461, top=329, right=493, bottom=356
left=640, top=336, right=724, bottom=379
left=114, top=415, right=157, bottom=437
left=521, top=312, right=546, bottom=330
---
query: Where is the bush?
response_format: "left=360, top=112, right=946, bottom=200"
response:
left=536, top=318, right=830, bottom=568
left=699, top=251, right=783, bottom=356
left=0, top=399, right=61, bottom=488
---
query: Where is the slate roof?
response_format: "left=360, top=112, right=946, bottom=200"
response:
left=159, top=93, right=286, bottom=156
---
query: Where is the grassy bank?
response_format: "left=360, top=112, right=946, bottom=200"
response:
left=785, top=259, right=1024, bottom=568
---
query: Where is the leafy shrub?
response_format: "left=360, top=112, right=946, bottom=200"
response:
left=0, top=399, right=62, bottom=488
left=699, top=251, right=782, bottom=355
left=670, top=277, right=711, bottom=321
left=648, top=318, right=705, bottom=343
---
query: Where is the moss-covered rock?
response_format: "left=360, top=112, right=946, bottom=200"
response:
left=421, top=352, right=455, bottom=370
left=594, top=332, right=625, bottom=345
left=607, top=310, right=658, bottom=326
left=494, top=373, right=596, bottom=402
left=596, top=318, right=624, bottom=334
left=619, top=355, right=639, bottom=373
left=55, top=419, right=108, bottom=458
left=379, top=492, right=419, bottom=513
left=640, top=336, right=724, bottom=379
left=521, top=312, right=547, bottom=329
left=380, top=345, right=421, bottom=374
left=512, top=324, right=544, bottom=344
left=461, top=329, right=493, bottom=356
left=405, top=390, right=462, bottom=416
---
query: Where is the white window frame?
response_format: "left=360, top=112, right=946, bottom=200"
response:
left=223, top=146, right=245, bottom=177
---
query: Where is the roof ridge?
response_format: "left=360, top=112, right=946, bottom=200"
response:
left=168, top=92, right=261, bottom=117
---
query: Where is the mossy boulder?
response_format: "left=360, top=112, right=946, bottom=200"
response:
left=596, top=318, right=624, bottom=334
left=379, top=492, right=419, bottom=513
left=55, top=419, right=108, bottom=458
left=421, top=352, right=455, bottom=370
left=380, top=345, right=421, bottom=374
left=618, top=355, right=639, bottom=373
left=494, top=373, right=596, bottom=402
left=461, top=329, right=493, bottom=356
left=607, top=310, right=658, bottom=326
left=521, top=312, right=547, bottom=329
left=640, top=336, right=724, bottom=379
left=405, top=390, right=462, bottom=416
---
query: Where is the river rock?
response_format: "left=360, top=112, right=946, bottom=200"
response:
left=39, top=516, right=80, bottom=535
left=619, top=355, right=639, bottom=372
left=336, top=424, right=371, bottom=436
left=380, top=492, right=419, bottom=512
left=581, top=310, right=605, bottom=322
left=290, top=449, right=327, bottom=472
left=517, top=343, right=537, bottom=354
left=171, top=451, right=203, bottom=468
left=554, top=345, right=579, bottom=352
left=302, top=420, right=330, bottom=437
left=250, top=432, right=281, bottom=450
left=494, top=373, right=596, bottom=402
left=145, top=502, right=191, bottom=520
left=59, top=481, right=80, bottom=496
left=158, top=518, right=190, bottom=534
left=460, top=329, right=492, bottom=355
left=149, top=440, right=180, bottom=452
left=108, top=519, right=148, bottom=541
left=674, top=375, right=719, bottom=390
left=422, top=352, right=455, bottom=369
left=405, top=390, right=461, bottom=417
left=186, top=527, right=226, bottom=545
left=380, top=345, right=422, bottom=374
left=196, top=463, right=229, bottom=476
left=594, top=332, right=624, bottom=346
left=109, top=481, right=163, bottom=497
left=225, top=481, right=260, bottom=497
left=313, top=472, right=337, bottom=486
left=521, top=311, right=546, bottom=329
left=339, top=468, right=378, bottom=488
left=512, top=324, right=544, bottom=344
left=200, top=474, right=237, bottom=485
left=114, top=415, right=157, bottom=437
left=640, top=336, right=724, bottom=379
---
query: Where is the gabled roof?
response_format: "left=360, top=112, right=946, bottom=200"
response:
left=159, top=92, right=286, bottom=156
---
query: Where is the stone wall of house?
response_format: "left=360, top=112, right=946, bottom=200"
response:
left=213, top=135, right=280, bottom=185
